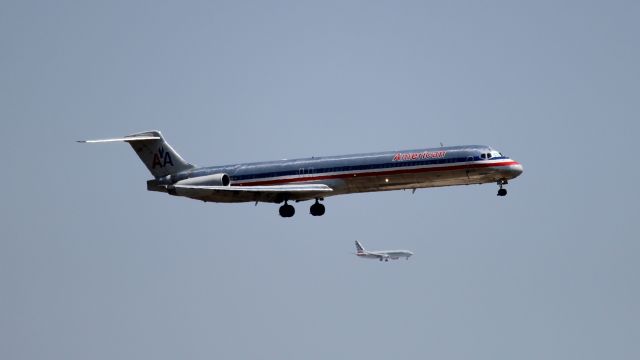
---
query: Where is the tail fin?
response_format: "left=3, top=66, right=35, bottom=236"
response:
left=78, top=130, right=195, bottom=178
left=355, top=241, right=365, bottom=254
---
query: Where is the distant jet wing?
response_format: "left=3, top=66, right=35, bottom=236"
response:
left=170, top=184, right=333, bottom=203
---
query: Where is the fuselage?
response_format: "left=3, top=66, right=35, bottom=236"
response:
left=81, top=131, right=524, bottom=217
left=357, top=250, right=414, bottom=260
left=150, top=144, right=523, bottom=203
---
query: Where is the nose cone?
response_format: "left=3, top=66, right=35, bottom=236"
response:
left=510, top=161, right=524, bottom=178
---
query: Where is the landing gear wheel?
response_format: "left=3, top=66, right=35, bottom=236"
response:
left=279, top=202, right=295, bottom=217
left=309, top=200, right=325, bottom=216
left=497, top=180, right=508, bottom=196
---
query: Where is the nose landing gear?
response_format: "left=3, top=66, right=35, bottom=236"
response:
left=497, top=180, right=508, bottom=196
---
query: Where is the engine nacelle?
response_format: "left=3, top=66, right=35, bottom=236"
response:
left=175, top=173, right=230, bottom=187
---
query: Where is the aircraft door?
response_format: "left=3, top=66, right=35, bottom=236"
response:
left=298, top=168, right=314, bottom=176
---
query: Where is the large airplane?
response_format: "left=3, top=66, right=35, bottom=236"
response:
left=355, top=241, right=413, bottom=261
left=79, top=130, right=523, bottom=217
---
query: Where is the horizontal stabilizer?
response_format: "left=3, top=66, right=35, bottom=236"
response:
left=77, top=130, right=194, bottom=178
left=77, top=136, right=161, bottom=143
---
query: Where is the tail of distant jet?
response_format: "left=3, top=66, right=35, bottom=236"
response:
left=355, top=241, right=366, bottom=255
left=78, top=130, right=195, bottom=178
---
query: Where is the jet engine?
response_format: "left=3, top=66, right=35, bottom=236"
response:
left=174, top=173, right=230, bottom=187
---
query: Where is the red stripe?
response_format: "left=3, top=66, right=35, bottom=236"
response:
left=233, top=161, right=520, bottom=187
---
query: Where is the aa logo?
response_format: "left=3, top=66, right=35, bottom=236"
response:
left=152, top=146, right=174, bottom=169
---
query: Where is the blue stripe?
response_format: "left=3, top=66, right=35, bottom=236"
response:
left=231, top=156, right=488, bottom=182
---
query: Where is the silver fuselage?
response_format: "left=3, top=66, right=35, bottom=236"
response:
left=149, top=145, right=523, bottom=203
left=357, top=250, right=414, bottom=260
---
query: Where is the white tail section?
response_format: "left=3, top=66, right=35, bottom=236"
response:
left=78, top=130, right=195, bottom=178
left=355, top=241, right=365, bottom=254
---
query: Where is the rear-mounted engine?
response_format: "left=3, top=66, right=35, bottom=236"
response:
left=174, top=173, right=230, bottom=187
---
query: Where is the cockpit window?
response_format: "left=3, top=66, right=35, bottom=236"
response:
left=480, top=153, right=486, bottom=159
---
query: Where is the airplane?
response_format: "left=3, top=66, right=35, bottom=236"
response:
left=78, top=130, right=523, bottom=217
left=355, top=240, right=413, bottom=261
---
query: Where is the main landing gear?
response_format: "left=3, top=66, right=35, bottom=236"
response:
left=279, top=199, right=326, bottom=217
left=279, top=201, right=295, bottom=218
left=310, top=199, right=325, bottom=217
left=497, top=180, right=508, bottom=197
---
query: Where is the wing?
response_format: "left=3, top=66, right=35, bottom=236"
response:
left=170, top=184, right=333, bottom=203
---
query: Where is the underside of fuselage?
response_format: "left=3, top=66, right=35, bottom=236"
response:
left=337, top=166, right=516, bottom=195
left=152, top=163, right=522, bottom=204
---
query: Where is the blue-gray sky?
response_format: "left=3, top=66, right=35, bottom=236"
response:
left=1, top=1, right=639, bottom=359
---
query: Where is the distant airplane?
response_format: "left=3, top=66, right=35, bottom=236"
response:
left=79, top=130, right=523, bottom=217
left=355, top=241, right=413, bottom=261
